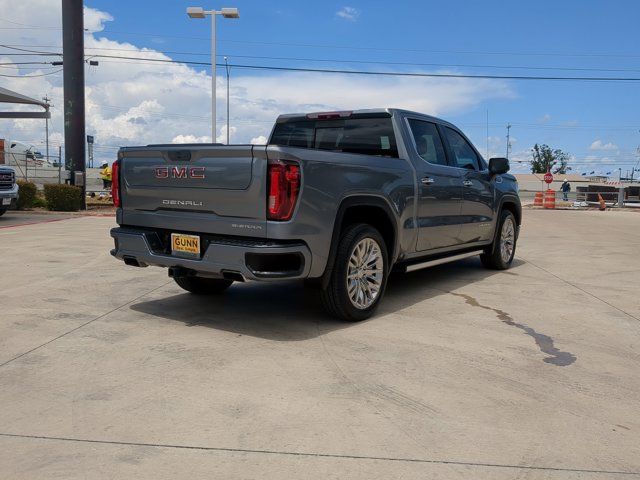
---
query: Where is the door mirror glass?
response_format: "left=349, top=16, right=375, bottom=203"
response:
left=489, top=157, right=510, bottom=175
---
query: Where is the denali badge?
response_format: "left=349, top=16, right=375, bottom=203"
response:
left=155, top=166, right=205, bottom=179
left=162, top=199, right=204, bottom=207
left=231, top=223, right=263, bottom=230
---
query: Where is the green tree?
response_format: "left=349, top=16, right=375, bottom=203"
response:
left=530, top=144, right=571, bottom=174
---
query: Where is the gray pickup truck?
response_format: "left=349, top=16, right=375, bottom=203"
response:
left=111, top=108, right=521, bottom=321
left=0, top=166, right=18, bottom=216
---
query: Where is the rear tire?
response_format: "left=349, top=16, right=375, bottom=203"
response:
left=480, top=210, right=517, bottom=270
left=321, top=223, right=389, bottom=322
left=174, top=276, right=233, bottom=294
left=0, top=208, right=6, bottom=217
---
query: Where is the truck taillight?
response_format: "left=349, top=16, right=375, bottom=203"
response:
left=267, top=160, right=300, bottom=221
left=112, top=159, right=121, bottom=207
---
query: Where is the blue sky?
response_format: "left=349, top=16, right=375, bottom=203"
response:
left=2, top=0, right=639, bottom=175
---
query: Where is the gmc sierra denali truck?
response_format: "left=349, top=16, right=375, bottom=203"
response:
left=0, top=166, right=18, bottom=216
left=110, top=108, right=521, bottom=321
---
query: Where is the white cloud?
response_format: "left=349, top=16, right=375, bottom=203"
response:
left=505, top=149, right=532, bottom=173
left=589, top=139, right=618, bottom=151
left=538, top=114, right=551, bottom=123
left=172, top=134, right=212, bottom=144
left=83, top=6, right=113, bottom=32
left=215, top=125, right=237, bottom=144
left=250, top=135, right=268, bottom=145
left=0, top=0, right=515, bottom=164
left=336, top=6, right=360, bottom=21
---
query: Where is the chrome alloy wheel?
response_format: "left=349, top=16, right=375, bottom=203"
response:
left=346, top=237, right=384, bottom=310
left=500, top=217, right=516, bottom=263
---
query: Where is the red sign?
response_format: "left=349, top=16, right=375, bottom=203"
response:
left=544, top=172, right=554, bottom=184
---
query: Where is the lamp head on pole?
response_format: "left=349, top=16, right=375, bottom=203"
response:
left=220, top=7, right=240, bottom=18
left=186, top=6, right=206, bottom=18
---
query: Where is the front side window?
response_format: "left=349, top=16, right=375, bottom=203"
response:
left=407, top=119, right=448, bottom=166
left=270, top=117, right=398, bottom=157
left=444, top=127, right=480, bottom=170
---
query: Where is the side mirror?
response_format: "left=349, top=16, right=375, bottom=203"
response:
left=489, top=157, right=510, bottom=175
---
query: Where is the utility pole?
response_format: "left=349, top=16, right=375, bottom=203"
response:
left=42, top=95, right=51, bottom=163
left=485, top=109, right=489, bottom=159
left=58, top=145, right=62, bottom=184
left=506, top=124, right=512, bottom=160
left=633, top=144, right=640, bottom=183
left=62, top=0, right=86, bottom=208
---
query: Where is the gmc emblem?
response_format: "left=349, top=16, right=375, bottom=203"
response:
left=155, top=166, right=205, bottom=179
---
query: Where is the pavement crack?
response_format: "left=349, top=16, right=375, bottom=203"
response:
left=0, top=281, right=171, bottom=369
left=451, top=292, right=577, bottom=367
left=0, top=432, right=637, bottom=476
left=521, top=256, right=640, bottom=323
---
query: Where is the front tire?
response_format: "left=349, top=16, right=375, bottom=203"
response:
left=0, top=208, right=6, bottom=217
left=321, top=223, right=389, bottom=321
left=174, top=276, right=233, bottom=294
left=481, top=210, right=517, bottom=270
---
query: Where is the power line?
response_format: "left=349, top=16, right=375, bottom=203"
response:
left=5, top=44, right=640, bottom=75
left=0, top=61, right=55, bottom=65
left=0, top=44, right=59, bottom=55
left=0, top=68, right=62, bottom=77
left=2, top=19, right=640, bottom=61
left=21, top=45, right=640, bottom=74
left=11, top=48, right=640, bottom=82
left=46, top=52, right=640, bottom=82
left=82, top=31, right=640, bottom=59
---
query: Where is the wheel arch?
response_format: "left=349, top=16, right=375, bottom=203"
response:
left=488, top=195, right=521, bottom=252
left=499, top=195, right=522, bottom=226
left=320, top=195, right=399, bottom=289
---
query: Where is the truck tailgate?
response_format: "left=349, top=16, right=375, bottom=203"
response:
left=119, top=144, right=268, bottom=237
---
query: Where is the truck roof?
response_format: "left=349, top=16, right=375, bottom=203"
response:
left=275, top=108, right=456, bottom=128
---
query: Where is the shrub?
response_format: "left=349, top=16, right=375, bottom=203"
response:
left=32, top=196, right=47, bottom=208
left=43, top=184, right=83, bottom=211
left=16, top=180, right=37, bottom=210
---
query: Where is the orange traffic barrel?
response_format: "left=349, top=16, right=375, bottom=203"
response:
left=534, top=191, right=544, bottom=207
left=543, top=189, right=556, bottom=209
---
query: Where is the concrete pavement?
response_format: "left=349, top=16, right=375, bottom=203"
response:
left=0, top=211, right=74, bottom=229
left=0, top=210, right=639, bottom=479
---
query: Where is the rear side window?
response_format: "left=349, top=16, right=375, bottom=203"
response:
left=444, top=127, right=481, bottom=171
left=407, top=119, right=448, bottom=166
left=271, top=117, right=398, bottom=157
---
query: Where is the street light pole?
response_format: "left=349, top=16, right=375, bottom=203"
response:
left=211, top=13, right=216, bottom=142
left=225, top=56, right=230, bottom=144
left=42, top=95, right=51, bottom=163
left=187, top=6, right=239, bottom=144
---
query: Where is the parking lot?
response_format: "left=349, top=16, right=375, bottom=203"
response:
left=0, top=209, right=639, bottom=479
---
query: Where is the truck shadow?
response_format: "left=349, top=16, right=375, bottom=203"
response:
left=130, top=257, right=525, bottom=341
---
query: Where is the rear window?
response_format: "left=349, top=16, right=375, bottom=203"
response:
left=270, top=117, right=398, bottom=158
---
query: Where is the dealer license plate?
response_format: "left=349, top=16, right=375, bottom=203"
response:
left=171, top=233, right=200, bottom=258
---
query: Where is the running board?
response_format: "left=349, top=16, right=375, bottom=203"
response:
left=404, top=250, right=484, bottom=273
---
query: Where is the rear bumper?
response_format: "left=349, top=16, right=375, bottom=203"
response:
left=110, top=227, right=312, bottom=281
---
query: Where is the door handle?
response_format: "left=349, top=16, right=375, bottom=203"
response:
left=421, top=177, right=435, bottom=185
left=463, top=180, right=473, bottom=187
